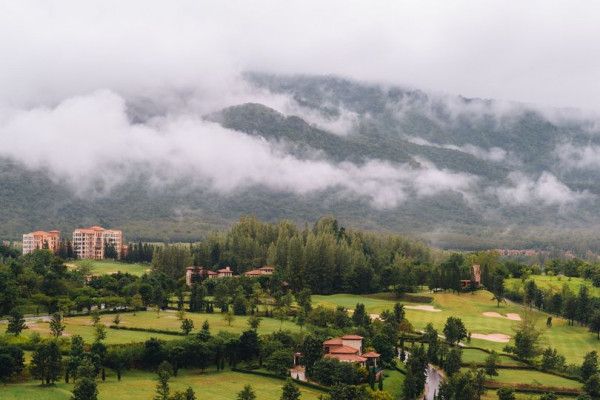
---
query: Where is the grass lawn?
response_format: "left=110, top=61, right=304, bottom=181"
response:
left=102, top=309, right=302, bottom=336
left=461, top=348, right=525, bottom=366
left=66, top=259, right=150, bottom=276
left=482, top=368, right=582, bottom=389
left=506, top=275, right=600, bottom=298
left=0, top=310, right=302, bottom=344
left=0, top=368, right=327, bottom=400
left=383, top=369, right=404, bottom=398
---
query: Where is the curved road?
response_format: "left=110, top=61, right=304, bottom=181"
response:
left=424, top=364, right=442, bottom=400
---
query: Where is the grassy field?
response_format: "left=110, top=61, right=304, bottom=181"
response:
left=382, top=369, right=404, bottom=398
left=461, top=348, right=525, bottom=366
left=0, top=368, right=327, bottom=400
left=0, top=310, right=302, bottom=345
left=66, top=259, right=150, bottom=276
left=314, top=291, right=599, bottom=364
left=480, top=368, right=582, bottom=389
left=506, top=275, right=600, bottom=297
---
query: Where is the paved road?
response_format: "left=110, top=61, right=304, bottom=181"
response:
left=424, top=364, right=442, bottom=400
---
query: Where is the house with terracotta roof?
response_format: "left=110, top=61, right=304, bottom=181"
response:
left=217, top=266, right=233, bottom=278
left=323, top=335, right=381, bottom=370
left=186, top=266, right=232, bottom=286
left=244, top=266, right=275, bottom=277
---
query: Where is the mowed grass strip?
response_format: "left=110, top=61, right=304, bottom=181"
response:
left=0, top=368, right=327, bottom=400
left=0, top=310, right=302, bottom=344
left=482, top=368, right=582, bottom=389
left=66, top=259, right=150, bottom=277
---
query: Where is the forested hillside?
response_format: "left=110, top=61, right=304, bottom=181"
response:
left=4, top=74, right=600, bottom=251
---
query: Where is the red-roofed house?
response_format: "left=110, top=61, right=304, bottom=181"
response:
left=217, top=266, right=233, bottom=278
left=244, top=266, right=276, bottom=277
left=323, top=335, right=382, bottom=372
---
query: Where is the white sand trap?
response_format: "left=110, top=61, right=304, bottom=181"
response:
left=483, top=312, right=522, bottom=321
left=369, top=313, right=381, bottom=320
left=404, top=305, right=441, bottom=312
left=470, top=333, right=511, bottom=343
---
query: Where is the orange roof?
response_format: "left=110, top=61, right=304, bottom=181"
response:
left=206, top=271, right=218, bottom=275
left=325, top=354, right=367, bottom=363
left=218, top=267, right=232, bottom=273
left=186, top=266, right=203, bottom=270
left=323, top=338, right=343, bottom=346
left=362, top=351, right=381, bottom=358
left=28, top=230, right=59, bottom=236
left=342, top=335, right=363, bottom=340
left=260, top=266, right=274, bottom=270
left=245, top=270, right=263, bottom=276
left=329, top=345, right=360, bottom=355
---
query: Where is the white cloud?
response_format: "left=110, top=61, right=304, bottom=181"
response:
left=405, top=136, right=508, bottom=163
left=0, top=90, right=477, bottom=208
left=491, top=171, right=591, bottom=206
left=555, top=142, right=600, bottom=170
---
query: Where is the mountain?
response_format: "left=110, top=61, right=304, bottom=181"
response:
left=3, top=73, right=600, bottom=251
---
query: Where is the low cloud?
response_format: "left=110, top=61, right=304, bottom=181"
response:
left=555, top=142, right=600, bottom=170
left=405, top=136, right=509, bottom=163
left=491, top=171, right=591, bottom=206
left=0, top=90, right=477, bottom=209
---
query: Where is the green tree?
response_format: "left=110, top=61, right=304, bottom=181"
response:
left=584, top=374, right=600, bottom=398
left=30, top=340, right=63, bottom=385
left=491, top=274, right=506, bottom=307
left=67, top=335, right=85, bottom=382
left=589, top=310, right=600, bottom=339
left=265, top=348, right=293, bottom=376
left=0, top=345, right=25, bottom=383
left=512, top=309, right=544, bottom=360
left=50, top=312, right=65, bottom=337
left=71, top=376, right=98, bottom=400
left=181, top=319, right=194, bottom=335
left=223, top=310, right=235, bottom=326
left=248, top=314, right=262, bottom=330
left=539, top=392, right=559, bottom=400
left=93, top=323, right=107, bottom=342
left=496, top=387, right=516, bottom=400
left=154, top=361, right=174, bottom=400
left=6, top=308, right=27, bottom=335
left=443, top=317, right=467, bottom=345
left=237, top=384, right=257, bottom=400
left=485, top=350, right=500, bottom=379
left=131, top=293, right=143, bottom=315
left=582, top=351, right=598, bottom=381
left=280, top=378, right=301, bottom=400
left=444, top=347, right=462, bottom=377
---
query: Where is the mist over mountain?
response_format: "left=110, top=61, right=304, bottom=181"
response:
left=2, top=73, right=600, bottom=251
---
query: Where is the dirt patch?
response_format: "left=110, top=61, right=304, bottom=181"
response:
left=404, top=305, right=442, bottom=312
left=470, top=333, right=511, bottom=343
left=483, top=312, right=522, bottom=321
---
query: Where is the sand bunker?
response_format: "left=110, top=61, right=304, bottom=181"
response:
left=470, top=333, right=511, bottom=343
left=404, top=305, right=441, bottom=312
left=483, top=312, right=522, bottom=321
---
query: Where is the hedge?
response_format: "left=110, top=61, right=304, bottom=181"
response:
left=108, top=325, right=185, bottom=336
left=232, top=367, right=330, bottom=393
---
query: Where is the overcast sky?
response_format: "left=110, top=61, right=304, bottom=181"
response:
left=1, top=0, right=599, bottom=110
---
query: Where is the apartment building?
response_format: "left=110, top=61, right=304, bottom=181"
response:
left=73, top=226, right=122, bottom=260
left=22, top=230, right=60, bottom=255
